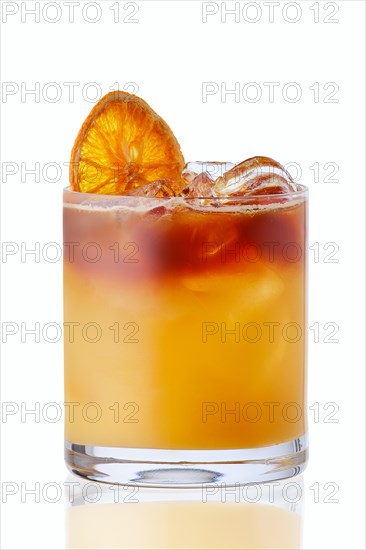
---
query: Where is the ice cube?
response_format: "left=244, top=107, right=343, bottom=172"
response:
left=214, top=156, right=297, bottom=197
left=182, top=167, right=198, bottom=185
left=182, top=172, right=215, bottom=198
left=126, top=178, right=186, bottom=198
left=183, top=161, right=235, bottom=182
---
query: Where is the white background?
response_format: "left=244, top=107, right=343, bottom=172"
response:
left=1, top=1, right=365, bottom=549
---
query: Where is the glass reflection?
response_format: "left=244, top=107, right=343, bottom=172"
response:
left=66, top=475, right=304, bottom=550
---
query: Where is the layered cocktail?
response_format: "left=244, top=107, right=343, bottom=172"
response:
left=64, top=92, right=308, bottom=486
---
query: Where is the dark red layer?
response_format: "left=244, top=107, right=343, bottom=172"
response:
left=63, top=200, right=306, bottom=280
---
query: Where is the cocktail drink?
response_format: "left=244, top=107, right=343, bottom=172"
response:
left=64, top=92, right=308, bottom=486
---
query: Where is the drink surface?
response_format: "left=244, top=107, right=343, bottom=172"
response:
left=64, top=191, right=307, bottom=449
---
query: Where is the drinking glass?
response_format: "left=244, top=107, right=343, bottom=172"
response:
left=64, top=184, right=308, bottom=486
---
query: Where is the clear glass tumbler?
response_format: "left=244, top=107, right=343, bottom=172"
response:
left=64, top=184, right=308, bottom=487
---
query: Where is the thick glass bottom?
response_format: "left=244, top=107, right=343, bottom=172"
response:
left=65, top=435, right=308, bottom=488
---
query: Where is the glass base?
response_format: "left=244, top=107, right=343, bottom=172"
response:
left=65, top=435, right=308, bottom=488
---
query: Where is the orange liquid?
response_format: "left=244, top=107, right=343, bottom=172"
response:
left=64, top=193, right=307, bottom=449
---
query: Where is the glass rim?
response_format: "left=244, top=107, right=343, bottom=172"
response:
left=63, top=184, right=308, bottom=205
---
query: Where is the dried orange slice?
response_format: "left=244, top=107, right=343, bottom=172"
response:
left=70, top=91, right=185, bottom=194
